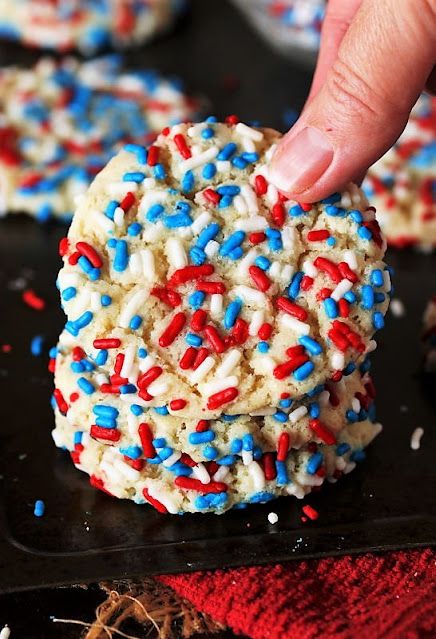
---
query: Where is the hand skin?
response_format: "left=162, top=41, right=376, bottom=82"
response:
left=269, top=0, right=436, bottom=203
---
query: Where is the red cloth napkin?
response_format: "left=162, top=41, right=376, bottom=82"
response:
left=159, top=548, right=436, bottom=639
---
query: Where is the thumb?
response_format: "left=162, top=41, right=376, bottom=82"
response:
left=269, top=0, right=436, bottom=203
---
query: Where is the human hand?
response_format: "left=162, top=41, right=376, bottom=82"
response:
left=269, top=0, right=436, bottom=202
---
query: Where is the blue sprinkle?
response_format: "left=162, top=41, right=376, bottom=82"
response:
left=159, top=447, right=173, bottom=461
left=124, top=143, right=147, bottom=164
left=105, top=200, right=118, bottom=220
left=154, top=406, right=169, bottom=416
left=371, top=269, right=384, bottom=288
left=224, top=298, right=242, bottom=329
left=217, top=455, right=237, bottom=465
left=309, top=402, right=320, bottom=418
left=93, top=405, right=119, bottom=418
left=218, top=194, right=233, bottom=209
left=280, top=398, right=292, bottom=408
left=374, top=292, right=385, bottom=304
left=62, top=286, right=76, bottom=301
left=202, top=127, right=214, bottom=139
left=196, top=223, right=220, bottom=249
left=228, top=247, right=243, bottom=260
left=258, top=342, right=269, bottom=353
left=326, top=237, right=336, bottom=247
left=231, top=438, right=242, bottom=454
left=34, top=500, right=45, bottom=517
left=299, top=335, right=322, bottom=355
left=241, top=152, right=259, bottom=163
left=254, top=256, right=270, bottom=271
left=202, top=163, right=216, bottom=179
left=189, top=246, right=206, bottom=266
left=288, top=272, right=303, bottom=299
left=123, top=172, right=145, bottom=183
left=250, top=491, right=275, bottom=503
left=361, top=285, right=375, bottom=310
left=71, top=361, right=85, bottom=373
left=101, top=295, right=112, bottom=307
left=95, top=349, right=108, bottom=366
left=153, top=438, right=166, bottom=448
left=77, top=377, right=95, bottom=395
left=186, top=333, right=202, bottom=347
left=175, top=201, right=191, bottom=214
left=95, top=416, right=117, bottom=429
left=36, top=203, right=51, bottom=223
left=203, top=445, right=218, bottom=460
left=164, top=213, right=193, bottom=228
left=219, top=231, right=245, bottom=256
left=307, top=452, right=323, bottom=474
left=276, top=460, right=288, bottom=485
left=146, top=203, right=164, bottom=222
left=153, top=163, right=166, bottom=180
left=253, top=445, right=262, bottom=460
left=307, top=384, right=325, bottom=397
left=346, top=410, right=358, bottom=423
left=130, top=404, right=143, bottom=416
left=189, top=430, right=215, bottom=444
left=74, top=432, right=83, bottom=445
left=343, top=362, right=356, bottom=376
left=31, top=335, right=44, bottom=356
left=232, top=156, right=248, bottom=169
left=129, top=315, right=142, bottom=330
left=217, top=142, right=237, bottom=161
left=189, top=291, right=205, bottom=309
left=113, top=240, right=129, bottom=272
left=65, top=311, right=93, bottom=337
left=242, top=434, right=254, bottom=451
left=344, top=291, right=356, bottom=304
left=324, top=297, right=338, bottom=319
left=222, top=414, right=241, bottom=422
left=289, top=204, right=305, bottom=217
left=358, top=226, right=372, bottom=240
left=206, top=116, right=218, bottom=123
left=351, top=449, right=366, bottom=462
left=273, top=411, right=288, bottom=423
left=181, top=170, right=194, bottom=192
left=172, top=463, right=193, bottom=477
left=350, top=210, right=363, bottom=224
left=49, top=347, right=58, bottom=359
left=127, top=222, right=142, bottom=236
left=138, top=348, right=147, bottom=358
left=372, top=312, right=385, bottom=329
left=147, top=456, right=163, bottom=465
left=217, top=185, right=241, bottom=196
left=294, top=361, right=315, bottom=382
left=119, top=446, right=142, bottom=460
left=107, top=238, right=117, bottom=249
left=336, top=443, right=351, bottom=456
left=265, top=228, right=280, bottom=238
left=322, top=193, right=341, bottom=204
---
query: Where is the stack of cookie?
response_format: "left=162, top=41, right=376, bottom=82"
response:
left=52, top=118, right=391, bottom=514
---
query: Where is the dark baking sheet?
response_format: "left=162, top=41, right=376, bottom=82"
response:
left=1, top=0, right=436, bottom=595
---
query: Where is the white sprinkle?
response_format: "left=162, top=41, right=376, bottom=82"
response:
left=248, top=309, right=264, bottom=336
left=233, top=285, right=267, bottom=306
left=141, top=249, right=156, bottom=281
left=113, top=206, right=125, bottom=227
left=191, top=211, right=212, bottom=235
left=180, top=146, right=218, bottom=171
left=232, top=194, right=247, bottom=215
left=410, top=427, right=424, bottom=450
left=289, top=405, right=308, bottom=424
left=162, top=451, right=182, bottom=468
left=302, top=259, right=318, bottom=279
left=280, top=314, right=310, bottom=335
left=319, top=390, right=330, bottom=407
left=268, top=512, right=278, bottom=525
left=242, top=450, right=253, bottom=466
left=237, top=248, right=259, bottom=278
left=344, top=461, right=357, bottom=474
left=330, top=351, right=345, bottom=370
left=240, top=184, right=259, bottom=214
left=90, top=291, right=101, bottom=312
left=343, top=250, right=358, bottom=270
left=285, top=483, right=305, bottom=499
left=73, top=290, right=91, bottom=316
left=351, top=397, right=361, bottom=412
left=192, top=463, right=210, bottom=484
left=108, top=181, right=138, bottom=198
left=190, top=356, right=215, bottom=383
left=269, top=261, right=281, bottom=280
left=281, top=226, right=296, bottom=250
left=112, top=458, right=141, bottom=482
left=241, top=136, right=256, bottom=153
left=95, top=373, right=109, bottom=386
left=120, top=290, right=148, bottom=328
left=205, top=240, right=219, bottom=257
left=235, top=215, right=268, bottom=232
left=139, top=354, right=156, bottom=373
left=248, top=461, right=266, bottom=491
left=266, top=184, right=279, bottom=205
left=166, top=237, right=188, bottom=270
left=142, top=177, right=156, bottom=190
left=93, top=209, right=114, bottom=233
left=147, top=485, right=179, bottom=514
left=390, top=298, right=405, bottom=317
left=210, top=294, right=223, bottom=317
left=129, top=252, right=142, bottom=276
left=143, top=221, right=164, bottom=243
left=212, top=466, right=230, bottom=482
left=383, top=270, right=391, bottom=292
left=127, top=413, right=137, bottom=437
left=202, top=376, right=238, bottom=396
left=331, top=279, right=353, bottom=302
left=120, top=345, right=135, bottom=379
left=215, top=349, right=242, bottom=378
left=139, top=190, right=167, bottom=214
left=366, top=339, right=377, bottom=354
left=280, top=264, right=295, bottom=285
left=235, top=122, right=264, bottom=141
left=256, top=355, right=276, bottom=374
left=216, top=160, right=231, bottom=172
left=147, top=381, right=168, bottom=397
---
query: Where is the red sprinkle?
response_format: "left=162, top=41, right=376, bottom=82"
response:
left=277, top=432, right=290, bottom=462
left=90, top=475, right=114, bottom=497
left=276, top=297, right=308, bottom=321
left=258, top=322, right=272, bottom=340
left=314, top=257, right=342, bottom=283
left=180, top=347, right=197, bottom=370
left=114, top=353, right=125, bottom=375
left=142, top=488, right=167, bottom=513
left=286, top=345, right=305, bottom=358
left=93, top=338, right=121, bottom=349
left=301, top=275, right=314, bottom=291
left=196, top=420, right=210, bottom=432
left=168, top=264, right=214, bottom=287
left=249, top=232, right=266, bottom=245
left=159, top=312, right=186, bottom=347
left=298, top=202, right=312, bottom=212
left=174, top=476, right=227, bottom=494
left=207, top=387, right=238, bottom=410
left=249, top=265, right=271, bottom=292
left=59, top=237, right=69, bottom=256
left=180, top=453, right=197, bottom=468
left=225, top=115, right=239, bottom=125
left=72, top=346, right=85, bottom=361
left=76, top=241, right=103, bottom=268
left=338, top=298, right=350, bottom=318
left=302, top=505, right=319, bottom=521
left=263, top=452, right=277, bottom=480
left=196, top=281, right=226, bottom=294
left=232, top=318, right=249, bottom=344
left=271, top=202, right=285, bottom=227
left=273, top=355, right=309, bottom=379
left=309, top=418, right=337, bottom=445
left=137, top=366, right=163, bottom=390
left=90, top=425, right=121, bottom=442
left=192, top=347, right=209, bottom=370
left=254, top=174, right=268, bottom=195
left=147, top=145, right=160, bottom=166
left=151, top=287, right=182, bottom=307
left=191, top=309, right=208, bottom=331
left=204, top=325, right=226, bottom=353
left=170, top=399, right=187, bottom=411
left=307, top=229, right=330, bottom=241
left=317, top=287, right=333, bottom=301
left=174, top=133, right=192, bottom=159
left=338, top=261, right=359, bottom=283
left=138, top=423, right=156, bottom=458
left=203, top=188, right=221, bottom=205
left=54, top=389, right=68, bottom=414
left=120, top=191, right=135, bottom=212
left=69, top=392, right=79, bottom=403
left=328, top=329, right=350, bottom=352
left=100, top=384, right=121, bottom=394
left=23, top=289, right=45, bottom=311
left=68, top=251, right=81, bottom=265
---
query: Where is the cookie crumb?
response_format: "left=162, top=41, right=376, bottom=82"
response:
left=410, top=427, right=424, bottom=450
left=268, top=512, right=278, bottom=524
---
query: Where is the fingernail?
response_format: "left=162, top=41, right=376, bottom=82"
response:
left=270, top=126, right=334, bottom=194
